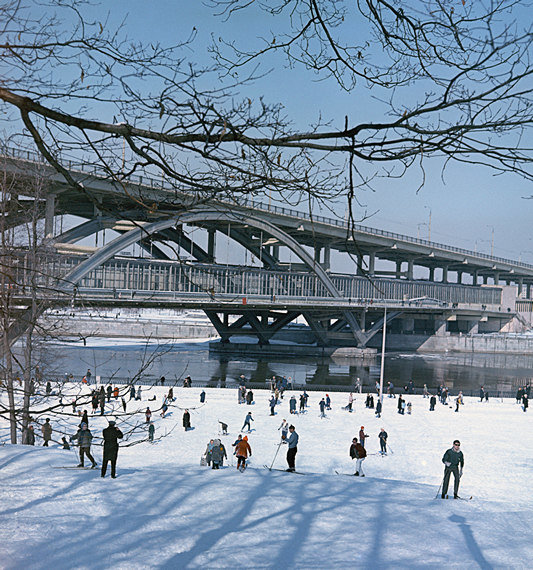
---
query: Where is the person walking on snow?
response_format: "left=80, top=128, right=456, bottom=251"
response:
left=347, top=392, right=354, bottom=412
left=325, top=394, right=331, bottom=410
left=375, top=399, right=382, bottom=418
left=145, top=407, right=152, bottom=423
left=235, top=435, right=252, bottom=470
left=441, top=440, right=464, bottom=499
left=183, top=409, right=191, bottom=431
left=148, top=422, right=155, bottom=442
left=279, top=419, right=289, bottom=441
left=41, top=418, right=52, bottom=447
left=289, top=395, right=297, bottom=414
left=349, top=437, right=366, bottom=476
left=284, top=425, right=299, bottom=472
left=319, top=398, right=326, bottom=418
left=269, top=395, right=276, bottom=416
left=378, top=428, right=388, bottom=455
left=101, top=420, right=123, bottom=478
left=242, top=411, right=254, bottom=432
left=71, top=423, right=97, bottom=468
left=429, top=394, right=436, bottom=411
left=359, top=426, right=369, bottom=448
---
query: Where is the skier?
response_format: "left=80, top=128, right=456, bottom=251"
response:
left=80, top=410, right=89, bottom=427
left=129, top=385, right=136, bottom=401
left=325, top=394, right=331, bottom=410
left=246, top=390, right=254, bottom=405
left=41, top=418, right=52, bottom=447
left=441, top=440, right=464, bottom=499
left=319, top=398, right=326, bottom=418
left=349, top=437, right=366, bottom=476
left=278, top=419, right=289, bottom=441
left=523, top=393, right=529, bottom=412
left=148, top=422, right=155, bottom=443
left=205, top=439, right=214, bottom=466
left=388, top=381, right=395, bottom=398
left=200, top=390, right=206, bottom=403
left=375, top=399, right=382, bottom=418
left=235, top=435, right=252, bottom=471
left=101, top=420, right=124, bottom=478
left=269, top=395, right=276, bottom=416
left=397, top=395, right=404, bottom=414
left=365, top=393, right=372, bottom=408
left=168, top=387, right=174, bottom=402
left=219, top=421, right=228, bottom=435
left=241, top=411, right=253, bottom=432
left=232, top=434, right=242, bottom=455
left=183, top=409, right=191, bottom=431
left=347, top=392, right=354, bottom=412
left=145, top=407, right=152, bottom=423
left=285, top=425, right=299, bottom=472
left=299, top=394, right=306, bottom=413
left=71, top=423, right=97, bottom=468
left=378, top=428, right=388, bottom=455
left=423, top=384, right=429, bottom=398
left=161, top=402, right=168, bottom=418
left=86, top=369, right=92, bottom=384
left=429, top=394, right=437, bottom=411
left=106, top=385, right=112, bottom=402
left=359, top=426, right=368, bottom=448
left=136, top=386, right=142, bottom=401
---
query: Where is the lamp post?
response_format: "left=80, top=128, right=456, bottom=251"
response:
left=379, top=306, right=387, bottom=403
left=486, top=225, right=494, bottom=257
left=424, top=206, right=432, bottom=242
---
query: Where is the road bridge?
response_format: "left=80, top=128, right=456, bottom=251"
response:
left=0, top=147, right=523, bottom=353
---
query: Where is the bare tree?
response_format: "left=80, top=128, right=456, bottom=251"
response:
left=0, top=0, right=530, bottom=219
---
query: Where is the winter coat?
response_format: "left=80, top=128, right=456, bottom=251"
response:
left=287, top=431, right=299, bottom=448
left=375, top=400, right=382, bottom=414
left=235, top=439, right=251, bottom=458
left=211, top=443, right=227, bottom=464
left=319, top=400, right=326, bottom=411
left=25, top=428, right=35, bottom=445
left=349, top=443, right=366, bottom=459
left=42, top=422, right=52, bottom=441
left=183, top=411, right=191, bottom=427
left=72, top=427, right=93, bottom=448
left=289, top=397, right=296, bottom=411
left=442, top=448, right=464, bottom=468
left=102, top=425, right=123, bottom=453
left=379, top=431, right=388, bottom=442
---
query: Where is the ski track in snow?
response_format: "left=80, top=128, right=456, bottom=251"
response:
left=1, top=387, right=532, bottom=569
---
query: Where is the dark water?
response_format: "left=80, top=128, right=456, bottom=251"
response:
left=35, top=340, right=533, bottom=396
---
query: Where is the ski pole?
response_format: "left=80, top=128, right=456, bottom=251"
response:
left=388, top=445, right=394, bottom=455
left=435, top=473, right=446, bottom=499
left=269, top=441, right=283, bottom=470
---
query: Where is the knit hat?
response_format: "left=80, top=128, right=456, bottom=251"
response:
left=243, top=436, right=248, bottom=441
left=108, top=420, right=116, bottom=426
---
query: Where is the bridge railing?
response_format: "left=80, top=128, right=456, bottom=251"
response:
left=3, top=145, right=533, bottom=272
left=10, top=251, right=502, bottom=306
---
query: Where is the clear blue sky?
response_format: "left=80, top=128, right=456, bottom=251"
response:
left=67, top=2, right=533, bottom=262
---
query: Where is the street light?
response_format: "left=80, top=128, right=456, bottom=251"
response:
left=486, top=225, right=495, bottom=257
left=424, top=206, right=432, bottom=241
left=379, top=307, right=387, bottom=403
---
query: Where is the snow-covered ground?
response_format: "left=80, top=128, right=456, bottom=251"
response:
left=1, top=386, right=532, bottom=569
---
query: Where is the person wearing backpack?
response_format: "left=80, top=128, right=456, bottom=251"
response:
left=349, top=437, right=367, bottom=476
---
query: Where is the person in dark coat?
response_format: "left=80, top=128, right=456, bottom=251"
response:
left=397, top=395, right=404, bottom=414
left=378, top=428, right=388, bottom=455
left=429, top=394, right=437, bottom=411
left=106, top=385, right=112, bottom=402
left=41, top=418, right=52, bottom=447
left=71, top=423, right=97, bottom=468
left=359, top=426, right=368, bottom=448
left=246, top=390, right=253, bottom=405
left=200, top=390, right=206, bottom=403
left=183, top=409, right=191, bottom=430
left=80, top=410, right=89, bottom=427
left=349, top=437, right=366, bottom=476
left=375, top=399, right=382, bottom=418
left=441, top=440, right=464, bottom=499
left=523, top=394, right=529, bottom=412
left=24, top=425, right=36, bottom=445
left=101, top=421, right=123, bottom=478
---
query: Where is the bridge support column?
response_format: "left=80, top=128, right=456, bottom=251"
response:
left=368, top=252, right=375, bottom=276
left=483, top=275, right=488, bottom=284
left=357, top=255, right=364, bottom=276
left=314, top=246, right=321, bottom=264
left=407, top=259, right=414, bottom=280
left=442, top=265, right=448, bottom=283
left=208, top=229, right=216, bottom=262
left=403, top=318, right=414, bottom=333
left=435, top=317, right=446, bottom=336
left=517, top=278, right=523, bottom=296
left=323, top=245, right=331, bottom=271
left=493, top=272, right=500, bottom=285
left=396, top=262, right=402, bottom=279
left=469, top=320, right=479, bottom=334
left=457, top=271, right=463, bottom=284
left=429, top=267, right=435, bottom=282
left=45, top=194, right=56, bottom=239
left=528, top=283, right=532, bottom=299
left=472, top=270, right=478, bottom=286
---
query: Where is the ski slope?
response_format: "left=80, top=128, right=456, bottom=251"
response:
left=1, top=386, right=532, bottom=569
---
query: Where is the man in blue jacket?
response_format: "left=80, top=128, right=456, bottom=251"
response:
left=284, top=425, right=299, bottom=472
left=441, top=440, right=464, bottom=499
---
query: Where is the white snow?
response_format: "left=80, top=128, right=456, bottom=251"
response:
left=1, top=387, right=532, bottom=569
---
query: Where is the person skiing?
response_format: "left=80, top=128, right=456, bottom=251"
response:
left=319, top=398, right=326, bottom=418
left=349, top=437, right=366, bottom=476
left=101, top=420, right=123, bottom=478
left=242, top=411, right=253, bottom=432
left=347, top=392, right=354, bottom=412
left=41, top=418, right=52, bottom=447
left=441, top=440, right=464, bottom=499
left=279, top=419, right=289, bottom=441
left=325, top=394, right=331, bottom=410
left=219, top=421, right=228, bottom=435
left=299, top=394, right=305, bottom=413
left=183, top=409, right=191, bottom=431
left=80, top=410, right=89, bottom=427
left=429, top=394, right=437, bottom=411
left=145, top=407, right=152, bottom=423
left=136, top=386, right=142, bottom=401
left=285, top=425, right=299, bottom=472
left=375, top=399, right=382, bottom=418
left=148, top=422, right=155, bottom=443
left=246, top=390, right=254, bottom=405
left=71, top=423, right=97, bottom=468
left=129, top=385, right=136, bottom=401
left=200, top=390, right=206, bottom=403
left=205, top=439, right=214, bottom=466
left=235, top=435, right=252, bottom=471
left=423, top=384, right=429, bottom=398
left=359, top=426, right=368, bottom=448
left=161, top=401, right=168, bottom=418
left=378, top=428, right=388, bottom=455
left=106, top=385, right=112, bottom=402
left=232, top=434, right=242, bottom=455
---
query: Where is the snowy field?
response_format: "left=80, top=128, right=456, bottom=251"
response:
left=1, top=385, right=533, bottom=569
